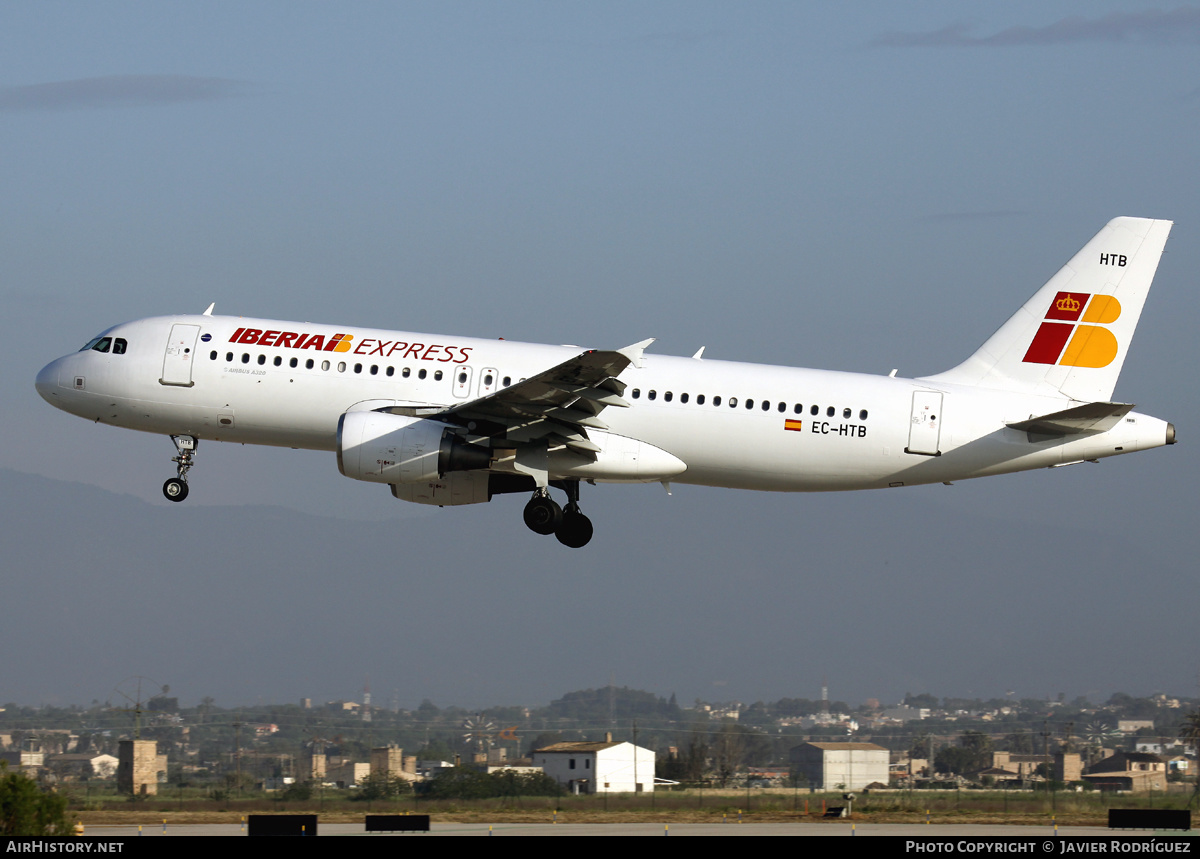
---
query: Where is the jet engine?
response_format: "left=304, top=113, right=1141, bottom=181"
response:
left=336, top=410, right=492, bottom=485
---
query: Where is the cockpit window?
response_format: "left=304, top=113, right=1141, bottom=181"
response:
left=80, top=336, right=126, bottom=354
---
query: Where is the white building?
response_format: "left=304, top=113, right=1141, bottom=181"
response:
left=531, top=737, right=655, bottom=794
left=790, top=742, right=889, bottom=790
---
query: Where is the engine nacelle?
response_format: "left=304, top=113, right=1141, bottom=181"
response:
left=391, top=473, right=490, bottom=506
left=337, top=411, right=491, bottom=484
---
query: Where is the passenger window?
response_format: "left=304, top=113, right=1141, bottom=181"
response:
left=763, top=401, right=771, bottom=411
left=777, top=402, right=785, bottom=412
left=697, top=394, right=705, bottom=405
left=458, top=372, right=468, bottom=384
left=370, top=365, right=378, bottom=375
left=434, top=370, right=443, bottom=381
left=484, top=374, right=493, bottom=386
left=418, top=369, right=427, bottom=379
left=274, top=356, right=282, bottom=366
left=664, top=392, right=673, bottom=402
left=290, top=357, right=298, bottom=368
left=860, top=409, right=869, bottom=420
left=843, top=407, right=851, bottom=419
left=503, top=376, right=511, bottom=386
left=827, top=406, right=835, bottom=417
left=306, top=359, right=314, bottom=369
left=745, top=399, right=754, bottom=409
left=386, top=366, right=394, bottom=376
left=242, top=354, right=250, bottom=364
left=258, top=354, right=266, bottom=365
left=794, top=404, right=802, bottom=414
left=810, top=404, right=819, bottom=416
left=403, top=368, right=411, bottom=378
left=632, top=389, right=641, bottom=399
left=210, top=351, right=218, bottom=361
left=321, top=360, right=330, bottom=371
left=713, top=396, right=721, bottom=406
left=354, top=363, right=362, bottom=373
left=680, top=393, right=689, bottom=403
left=338, top=362, right=347, bottom=372
left=226, top=352, right=233, bottom=362
left=728, top=397, right=737, bottom=407
left=648, top=390, right=657, bottom=400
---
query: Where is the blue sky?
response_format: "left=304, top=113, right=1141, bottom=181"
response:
left=3, top=3, right=1198, bottom=708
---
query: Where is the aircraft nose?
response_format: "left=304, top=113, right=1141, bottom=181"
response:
left=35, top=358, right=63, bottom=404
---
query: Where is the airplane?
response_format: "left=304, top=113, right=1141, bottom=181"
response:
left=35, top=217, right=1176, bottom=548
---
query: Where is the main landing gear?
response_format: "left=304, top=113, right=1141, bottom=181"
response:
left=163, top=435, right=197, bottom=502
left=523, top=481, right=594, bottom=548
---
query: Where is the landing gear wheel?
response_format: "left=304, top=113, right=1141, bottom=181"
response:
left=163, top=478, right=189, bottom=502
left=555, top=508, right=593, bottom=548
left=166, top=435, right=198, bottom=502
left=523, top=495, right=562, bottom=535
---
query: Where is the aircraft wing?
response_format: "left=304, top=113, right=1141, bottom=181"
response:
left=385, top=338, right=654, bottom=455
left=1006, top=402, right=1135, bottom=436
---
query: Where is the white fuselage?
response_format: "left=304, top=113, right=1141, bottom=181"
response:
left=35, top=314, right=1173, bottom=493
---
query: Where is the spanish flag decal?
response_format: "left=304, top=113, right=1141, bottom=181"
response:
left=784, top=419, right=803, bottom=432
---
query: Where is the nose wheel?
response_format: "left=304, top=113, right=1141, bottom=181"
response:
left=523, top=481, right=593, bottom=547
left=163, top=435, right=197, bottom=503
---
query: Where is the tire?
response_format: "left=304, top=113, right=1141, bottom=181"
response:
left=163, top=478, right=189, bottom=502
left=555, top=510, right=594, bottom=548
left=523, top=496, right=562, bottom=535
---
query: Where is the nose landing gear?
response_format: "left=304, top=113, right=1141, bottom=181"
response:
left=163, top=435, right=197, bottom=503
left=522, top=480, right=593, bottom=547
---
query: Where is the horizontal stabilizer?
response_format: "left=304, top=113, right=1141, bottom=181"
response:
left=1006, top=402, right=1134, bottom=436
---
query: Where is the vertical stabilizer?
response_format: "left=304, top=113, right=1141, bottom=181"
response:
left=922, top=217, right=1172, bottom=402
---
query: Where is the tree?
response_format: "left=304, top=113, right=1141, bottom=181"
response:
left=1179, top=711, right=1200, bottom=756
left=904, top=693, right=939, bottom=709
left=935, top=731, right=993, bottom=775
left=354, top=773, right=413, bottom=801
left=1178, top=710, right=1200, bottom=808
left=0, top=763, right=72, bottom=836
left=711, top=723, right=745, bottom=787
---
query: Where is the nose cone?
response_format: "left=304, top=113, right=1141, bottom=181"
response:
left=35, top=357, right=64, bottom=405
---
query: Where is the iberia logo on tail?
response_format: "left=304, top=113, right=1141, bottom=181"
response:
left=1022, top=291, right=1121, bottom=368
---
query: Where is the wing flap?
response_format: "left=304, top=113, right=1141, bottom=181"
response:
left=403, top=339, right=652, bottom=447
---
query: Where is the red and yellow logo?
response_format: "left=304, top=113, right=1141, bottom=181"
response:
left=1022, top=292, right=1121, bottom=368
left=783, top=419, right=803, bottom=432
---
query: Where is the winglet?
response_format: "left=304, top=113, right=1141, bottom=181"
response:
left=618, top=338, right=656, bottom=369
left=692, top=346, right=706, bottom=360
left=202, top=303, right=215, bottom=317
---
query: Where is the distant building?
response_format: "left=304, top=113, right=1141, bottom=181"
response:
left=789, top=742, right=889, bottom=790
left=531, top=736, right=655, bottom=794
left=45, top=753, right=118, bottom=781
left=0, top=750, right=44, bottom=773
left=117, top=740, right=167, bottom=796
left=1083, top=752, right=1167, bottom=792
left=370, top=746, right=418, bottom=781
left=326, top=760, right=370, bottom=788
